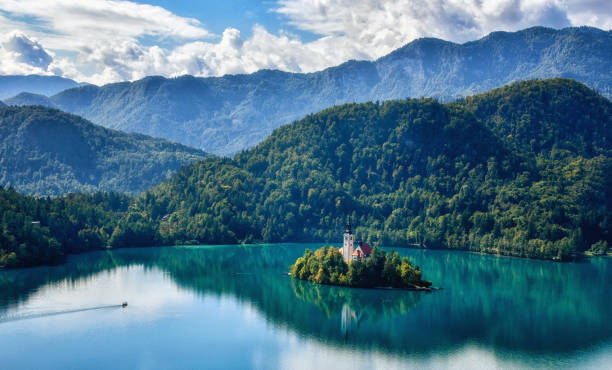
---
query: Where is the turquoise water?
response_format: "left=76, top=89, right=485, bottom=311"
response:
left=0, top=244, right=610, bottom=369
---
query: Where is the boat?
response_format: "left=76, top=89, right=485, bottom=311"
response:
left=121, top=302, right=128, bottom=308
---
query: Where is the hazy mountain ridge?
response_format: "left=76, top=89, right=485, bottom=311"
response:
left=0, top=106, right=207, bottom=195
left=0, top=75, right=80, bottom=100
left=5, top=27, right=611, bottom=155
left=5, top=92, right=57, bottom=108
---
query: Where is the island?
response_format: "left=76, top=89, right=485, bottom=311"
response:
left=290, top=222, right=433, bottom=290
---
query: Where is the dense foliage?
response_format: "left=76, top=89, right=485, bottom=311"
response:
left=1, top=78, right=610, bottom=268
left=0, top=187, right=130, bottom=268
left=0, top=106, right=206, bottom=195
left=134, top=79, right=611, bottom=261
left=290, top=246, right=431, bottom=288
left=7, top=27, right=611, bottom=155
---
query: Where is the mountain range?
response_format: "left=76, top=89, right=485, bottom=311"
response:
left=0, top=75, right=79, bottom=100
left=0, top=106, right=206, bottom=195
left=4, top=26, right=611, bottom=156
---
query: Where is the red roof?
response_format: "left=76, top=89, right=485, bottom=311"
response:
left=359, top=243, right=372, bottom=255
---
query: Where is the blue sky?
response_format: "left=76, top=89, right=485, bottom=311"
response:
left=131, top=0, right=316, bottom=41
left=0, top=0, right=610, bottom=85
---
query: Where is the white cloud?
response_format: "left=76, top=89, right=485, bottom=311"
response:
left=0, top=0, right=209, bottom=50
left=564, top=0, right=612, bottom=30
left=164, top=26, right=366, bottom=77
left=2, top=31, right=53, bottom=69
left=0, top=0, right=610, bottom=85
left=0, top=32, right=56, bottom=75
left=60, top=26, right=366, bottom=83
left=274, top=0, right=577, bottom=59
left=0, top=0, right=211, bottom=83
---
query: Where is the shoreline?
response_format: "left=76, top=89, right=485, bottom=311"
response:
left=4, top=242, right=609, bottom=271
left=288, top=272, right=440, bottom=292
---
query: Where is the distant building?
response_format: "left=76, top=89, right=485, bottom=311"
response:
left=340, top=219, right=371, bottom=263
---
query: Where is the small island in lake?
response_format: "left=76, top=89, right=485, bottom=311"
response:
left=290, top=222, right=432, bottom=290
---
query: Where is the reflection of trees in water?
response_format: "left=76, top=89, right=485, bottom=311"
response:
left=395, top=249, right=612, bottom=352
left=291, top=277, right=420, bottom=320
left=0, top=244, right=296, bottom=309
left=291, top=278, right=421, bottom=341
left=0, top=251, right=122, bottom=311
left=1, top=245, right=611, bottom=355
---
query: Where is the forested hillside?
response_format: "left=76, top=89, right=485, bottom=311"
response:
left=460, top=79, right=611, bottom=156
left=7, top=27, right=612, bottom=155
left=0, top=188, right=130, bottom=268
left=0, top=106, right=206, bottom=195
left=127, top=78, right=609, bottom=260
left=1, top=79, right=609, bottom=268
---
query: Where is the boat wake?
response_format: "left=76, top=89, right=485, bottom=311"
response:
left=0, top=304, right=124, bottom=324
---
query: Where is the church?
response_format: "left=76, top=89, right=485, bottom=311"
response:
left=341, top=220, right=372, bottom=263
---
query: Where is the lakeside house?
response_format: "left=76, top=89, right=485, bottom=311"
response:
left=340, top=221, right=371, bottom=263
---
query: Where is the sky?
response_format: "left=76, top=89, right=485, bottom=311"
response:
left=0, top=0, right=610, bottom=85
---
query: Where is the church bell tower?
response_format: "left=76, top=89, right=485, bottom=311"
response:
left=342, top=219, right=354, bottom=263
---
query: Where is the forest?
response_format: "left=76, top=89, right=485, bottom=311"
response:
left=1, top=78, right=610, bottom=268
left=0, top=187, right=130, bottom=268
left=0, top=105, right=206, bottom=195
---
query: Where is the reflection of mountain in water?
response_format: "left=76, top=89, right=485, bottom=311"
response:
left=1, top=244, right=610, bottom=356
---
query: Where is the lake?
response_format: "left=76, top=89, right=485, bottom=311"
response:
left=0, top=244, right=610, bottom=369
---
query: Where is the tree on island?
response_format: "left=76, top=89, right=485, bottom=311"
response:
left=290, top=246, right=432, bottom=289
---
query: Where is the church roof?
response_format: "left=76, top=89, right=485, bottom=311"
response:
left=357, top=243, right=372, bottom=255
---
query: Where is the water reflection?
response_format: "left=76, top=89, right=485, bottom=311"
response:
left=290, top=277, right=422, bottom=347
left=0, top=244, right=610, bottom=358
left=341, top=303, right=358, bottom=340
